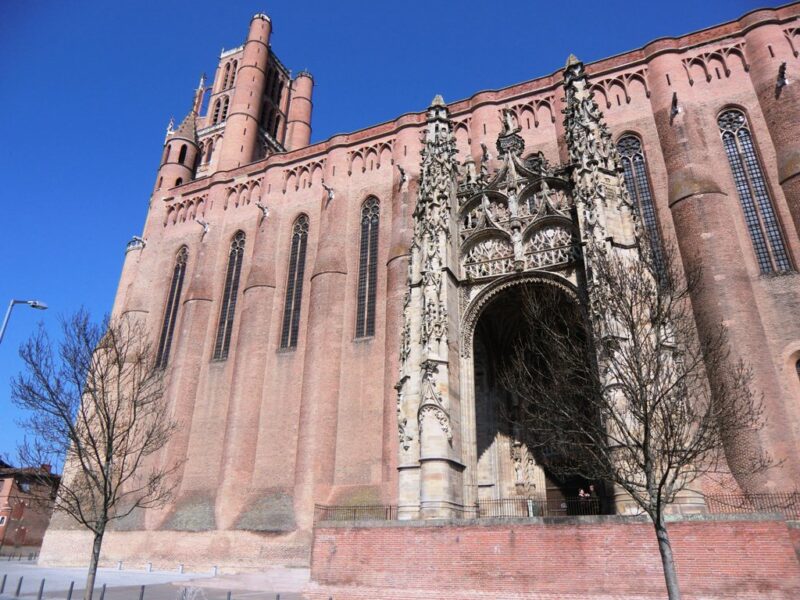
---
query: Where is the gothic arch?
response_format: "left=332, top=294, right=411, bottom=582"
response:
left=460, top=272, right=581, bottom=357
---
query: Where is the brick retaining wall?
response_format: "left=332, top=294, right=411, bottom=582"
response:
left=308, top=515, right=800, bottom=599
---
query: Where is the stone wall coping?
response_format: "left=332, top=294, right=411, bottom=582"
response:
left=314, top=512, right=787, bottom=529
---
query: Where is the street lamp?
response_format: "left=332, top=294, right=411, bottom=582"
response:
left=0, top=299, right=48, bottom=345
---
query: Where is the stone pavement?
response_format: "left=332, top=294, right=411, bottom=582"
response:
left=0, top=561, right=307, bottom=600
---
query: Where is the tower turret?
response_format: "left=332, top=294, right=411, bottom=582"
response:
left=216, top=13, right=272, bottom=170
left=154, top=76, right=204, bottom=192
left=285, top=71, right=314, bottom=151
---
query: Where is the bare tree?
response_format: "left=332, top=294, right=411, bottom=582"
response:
left=11, top=309, right=178, bottom=600
left=497, top=243, right=771, bottom=600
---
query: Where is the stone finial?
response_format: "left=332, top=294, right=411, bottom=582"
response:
left=430, top=94, right=445, bottom=107
left=252, top=12, right=271, bottom=22
left=565, top=53, right=581, bottom=68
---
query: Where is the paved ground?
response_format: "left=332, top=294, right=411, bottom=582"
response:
left=0, top=561, right=306, bottom=600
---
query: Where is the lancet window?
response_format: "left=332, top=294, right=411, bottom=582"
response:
left=155, top=246, right=188, bottom=369
left=212, top=99, right=222, bottom=125
left=178, top=144, right=187, bottom=165
left=617, top=135, right=665, bottom=274
left=280, top=215, right=309, bottom=349
left=213, top=231, right=246, bottom=360
left=355, top=197, right=380, bottom=338
left=718, top=109, right=791, bottom=274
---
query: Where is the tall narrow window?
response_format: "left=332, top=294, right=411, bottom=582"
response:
left=230, top=60, right=238, bottom=87
left=222, top=63, right=231, bottom=89
left=617, top=135, right=665, bottom=276
left=280, top=215, right=309, bottom=349
left=212, top=99, right=221, bottom=125
left=356, top=197, right=380, bottom=338
left=156, top=247, right=188, bottom=369
left=205, top=140, right=214, bottom=164
left=178, top=144, right=187, bottom=165
left=221, top=97, right=230, bottom=121
left=213, top=231, right=246, bottom=360
left=718, top=109, right=792, bottom=274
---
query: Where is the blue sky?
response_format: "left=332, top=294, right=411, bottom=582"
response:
left=0, top=0, right=765, bottom=460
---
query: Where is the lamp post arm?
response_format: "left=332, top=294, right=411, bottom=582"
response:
left=0, top=299, right=20, bottom=346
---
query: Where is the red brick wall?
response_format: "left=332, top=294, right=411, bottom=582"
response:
left=309, top=517, right=800, bottom=599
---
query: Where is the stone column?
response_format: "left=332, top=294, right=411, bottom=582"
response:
left=216, top=208, right=278, bottom=529
left=293, top=149, right=348, bottom=530
left=382, top=119, right=419, bottom=498
left=644, top=45, right=799, bottom=491
left=148, top=226, right=220, bottom=529
left=742, top=12, right=800, bottom=235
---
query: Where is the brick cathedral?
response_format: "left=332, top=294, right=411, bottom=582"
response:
left=41, top=4, right=800, bottom=594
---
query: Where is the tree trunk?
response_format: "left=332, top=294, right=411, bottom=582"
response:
left=654, top=515, right=681, bottom=600
left=83, top=529, right=105, bottom=600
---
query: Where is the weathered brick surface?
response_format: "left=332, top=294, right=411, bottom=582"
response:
left=308, top=517, right=800, bottom=599
left=40, top=3, right=800, bottom=571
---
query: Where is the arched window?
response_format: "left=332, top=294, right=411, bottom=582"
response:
left=156, top=247, right=188, bottom=369
left=617, top=135, right=665, bottom=275
left=212, top=99, right=221, bottom=125
left=213, top=231, right=246, bottom=360
left=164, top=144, right=171, bottom=164
left=174, top=177, right=183, bottom=187
left=718, top=109, right=792, bottom=274
left=796, top=358, right=800, bottom=383
left=205, top=140, right=214, bottom=164
left=230, top=60, right=238, bottom=87
left=221, top=97, right=230, bottom=121
left=178, top=144, right=187, bottom=165
left=280, top=216, right=309, bottom=349
left=356, top=197, right=380, bottom=338
left=157, top=176, right=163, bottom=189
left=222, top=63, right=231, bottom=89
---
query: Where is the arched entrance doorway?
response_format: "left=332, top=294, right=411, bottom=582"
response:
left=467, top=278, right=607, bottom=515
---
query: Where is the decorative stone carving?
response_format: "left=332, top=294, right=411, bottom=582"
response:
left=397, top=95, right=458, bottom=471
left=464, top=238, right=515, bottom=279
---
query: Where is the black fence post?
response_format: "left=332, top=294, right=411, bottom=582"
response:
left=138, top=584, right=145, bottom=600
left=0, top=573, right=6, bottom=594
left=226, top=591, right=231, bottom=600
left=37, top=578, right=45, bottom=600
left=99, top=583, right=106, bottom=600
left=14, top=576, right=23, bottom=597
left=66, top=581, right=74, bottom=600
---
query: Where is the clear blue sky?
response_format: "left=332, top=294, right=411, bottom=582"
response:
left=0, top=0, right=766, bottom=461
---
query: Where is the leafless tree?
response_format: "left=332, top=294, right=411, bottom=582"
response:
left=497, top=242, right=772, bottom=600
left=11, top=309, right=178, bottom=600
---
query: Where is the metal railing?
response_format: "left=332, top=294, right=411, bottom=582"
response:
left=313, top=492, right=800, bottom=524
left=478, top=496, right=609, bottom=518
left=704, top=492, right=800, bottom=520
left=314, top=504, right=398, bottom=523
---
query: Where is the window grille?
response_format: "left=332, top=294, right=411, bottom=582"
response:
left=617, top=135, right=665, bottom=277
left=222, top=63, right=231, bottom=89
left=213, top=231, right=246, bottom=360
left=356, top=197, right=380, bottom=338
left=280, top=216, right=309, bottom=348
left=230, top=60, right=238, bottom=87
left=156, top=247, right=188, bottom=369
left=718, top=109, right=791, bottom=274
left=212, top=100, right=221, bottom=125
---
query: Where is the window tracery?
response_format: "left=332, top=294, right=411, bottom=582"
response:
left=718, top=109, right=791, bottom=273
left=156, top=246, right=188, bottom=369
left=356, top=198, right=380, bottom=338
left=213, top=231, right=246, bottom=360
left=617, top=135, right=665, bottom=275
left=281, top=216, right=309, bottom=348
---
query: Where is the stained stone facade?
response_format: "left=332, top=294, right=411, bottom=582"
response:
left=41, top=5, right=800, bottom=569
